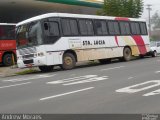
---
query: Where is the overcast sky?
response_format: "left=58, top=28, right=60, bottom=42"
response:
left=142, top=0, right=160, bottom=19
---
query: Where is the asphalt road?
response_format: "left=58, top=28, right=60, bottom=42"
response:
left=0, top=57, right=160, bottom=114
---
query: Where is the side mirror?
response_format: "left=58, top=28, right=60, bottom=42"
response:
left=43, top=22, right=50, bottom=36
left=44, top=22, right=49, bottom=30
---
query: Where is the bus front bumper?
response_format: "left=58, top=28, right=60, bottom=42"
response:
left=17, top=56, right=47, bottom=68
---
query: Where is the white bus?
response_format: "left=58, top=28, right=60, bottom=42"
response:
left=16, top=13, right=150, bottom=72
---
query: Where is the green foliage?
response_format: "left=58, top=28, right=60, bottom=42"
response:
left=150, top=36, right=160, bottom=41
left=97, top=0, right=143, bottom=18
left=16, top=68, right=39, bottom=75
left=151, top=12, right=160, bottom=30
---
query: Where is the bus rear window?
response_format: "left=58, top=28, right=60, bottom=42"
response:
left=0, top=25, right=15, bottom=40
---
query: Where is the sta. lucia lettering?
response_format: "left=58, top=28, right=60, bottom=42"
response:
left=94, top=40, right=105, bottom=45
left=83, top=40, right=105, bottom=46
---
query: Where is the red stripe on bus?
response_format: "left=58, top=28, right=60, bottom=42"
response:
left=114, top=17, right=147, bottom=54
left=115, top=36, right=119, bottom=46
left=115, top=17, right=129, bottom=21
left=132, top=35, right=147, bottom=54
left=114, top=17, right=129, bottom=46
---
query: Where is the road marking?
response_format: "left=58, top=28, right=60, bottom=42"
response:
left=155, top=71, right=160, bottom=74
left=116, top=80, right=160, bottom=93
left=100, top=66, right=125, bottom=71
left=0, top=82, right=31, bottom=89
left=128, top=77, right=134, bottom=80
left=47, top=75, right=97, bottom=84
left=47, top=75, right=108, bottom=85
left=3, top=74, right=56, bottom=82
left=63, top=76, right=108, bottom=85
left=143, top=89, right=160, bottom=96
left=40, top=87, right=94, bottom=101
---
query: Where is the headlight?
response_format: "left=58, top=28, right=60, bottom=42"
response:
left=34, top=53, right=37, bottom=57
left=17, top=56, right=22, bottom=59
left=40, top=52, right=44, bottom=56
left=37, top=52, right=44, bottom=57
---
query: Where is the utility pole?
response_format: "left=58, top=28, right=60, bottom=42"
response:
left=146, top=4, right=152, bottom=37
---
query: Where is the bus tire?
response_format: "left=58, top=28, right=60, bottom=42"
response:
left=123, top=47, right=132, bottom=61
left=39, top=66, right=53, bottom=72
left=99, top=59, right=111, bottom=64
left=2, top=54, right=13, bottom=66
left=139, top=54, right=144, bottom=58
left=61, top=53, right=76, bottom=70
left=152, top=51, right=157, bottom=57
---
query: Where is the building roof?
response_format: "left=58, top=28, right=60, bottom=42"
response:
left=0, top=23, right=16, bottom=25
left=37, top=0, right=103, bottom=8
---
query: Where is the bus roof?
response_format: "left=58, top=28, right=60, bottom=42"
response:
left=0, top=23, right=16, bottom=26
left=16, top=13, right=146, bottom=26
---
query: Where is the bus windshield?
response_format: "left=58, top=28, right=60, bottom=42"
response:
left=0, top=25, right=15, bottom=40
left=16, top=21, right=43, bottom=49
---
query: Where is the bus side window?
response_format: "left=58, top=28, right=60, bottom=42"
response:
left=0, top=26, right=5, bottom=39
left=108, top=21, right=120, bottom=35
left=140, top=22, right=148, bottom=35
left=119, top=22, right=131, bottom=35
left=79, top=19, right=94, bottom=36
left=49, top=22, right=60, bottom=36
left=94, top=20, right=108, bottom=35
left=61, top=18, right=79, bottom=36
left=130, top=22, right=140, bottom=35
left=86, top=20, right=94, bottom=35
left=95, top=20, right=102, bottom=35
left=43, top=22, right=60, bottom=36
left=79, top=20, right=88, bottom=35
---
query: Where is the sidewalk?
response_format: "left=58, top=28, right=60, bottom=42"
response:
left=0, top=61, right=93, bottom=78
left=0, top=66, right=18, bottom=77
left=0, top=65, right=34, bottom=78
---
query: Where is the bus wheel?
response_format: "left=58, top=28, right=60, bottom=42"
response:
left=139, top=54, right=144, bottom=58
left=123, top=47, right=132, bottom=61
left=39, top=66, right=53, bottom=72
left=3, top=54, right=13, bottom=66
left=61, top=53, right=76, bottom=70
left=99, top=59, right=111, bottom=64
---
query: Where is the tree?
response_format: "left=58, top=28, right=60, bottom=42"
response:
left=151, top=12, right=160, bottom=30
left=97, top=0, right=143, bottom=18
left=150, top=12, right=160, bottom=40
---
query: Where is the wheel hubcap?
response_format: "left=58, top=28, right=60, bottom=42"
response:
left=6, top=57, right=11, bottom=64
left=64, top=57, right=72, bottom=65
left=125, top=49, right=130, bottom=57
